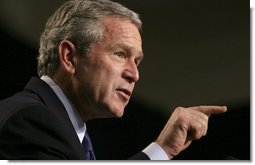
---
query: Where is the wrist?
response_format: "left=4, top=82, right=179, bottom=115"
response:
left=142, top=142, right=170, bottom=160
left=155, top=140, right=176, bottom=159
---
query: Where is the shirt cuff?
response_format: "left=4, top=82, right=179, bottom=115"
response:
left=142, top=142, right=169, bottom=160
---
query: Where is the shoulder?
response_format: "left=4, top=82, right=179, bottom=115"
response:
left=0, top=90, right=45, bottom=121
left=0, top=103, right=83, bottom=159
left=0, top=92, right=84, bottom=159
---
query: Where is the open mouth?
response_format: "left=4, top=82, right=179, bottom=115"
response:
left=116, top=88, right=132, bottom=102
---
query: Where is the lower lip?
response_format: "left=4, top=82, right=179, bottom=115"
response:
left=116, top=91, right=130, bottom=102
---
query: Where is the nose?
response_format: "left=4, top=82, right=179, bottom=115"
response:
left=122, top=60, right=139, bottom=83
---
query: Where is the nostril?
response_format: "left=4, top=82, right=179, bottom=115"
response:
left=122, top=70, right=139, bottom=83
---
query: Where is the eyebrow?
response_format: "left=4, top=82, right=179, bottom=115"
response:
left=111, top=43, right=144, bottom=59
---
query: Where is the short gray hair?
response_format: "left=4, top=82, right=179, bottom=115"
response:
left=37, top=0, right=142, bottom=77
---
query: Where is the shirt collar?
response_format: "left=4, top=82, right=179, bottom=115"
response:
left=41, top=75, right=86, bottom=143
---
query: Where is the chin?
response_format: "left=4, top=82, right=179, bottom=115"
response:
left=114, top=110, right=125, bottom=118
left=97, top=104, right=125, bottom=119
left=108, top=107, right=125, bottom=118
left=100, top=98, right=127, bottom=118
left=109, top=104, right=127, bottom=118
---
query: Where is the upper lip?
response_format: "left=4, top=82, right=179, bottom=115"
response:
left=117, top=88, right=132, bottom=97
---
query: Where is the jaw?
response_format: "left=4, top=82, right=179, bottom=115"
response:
left=78, top=97, right=127, bottom=121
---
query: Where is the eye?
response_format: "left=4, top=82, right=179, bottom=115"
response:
left=135, top=56, right=143, bottom=67
left=114, top=51, right=126, bottom=58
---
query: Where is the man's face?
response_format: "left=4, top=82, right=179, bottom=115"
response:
left=74, top=17, right=143, bottom=119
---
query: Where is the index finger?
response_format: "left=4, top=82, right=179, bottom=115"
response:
left=190, top=105, right=227, bottom=116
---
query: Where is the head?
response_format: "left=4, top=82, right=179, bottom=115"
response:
left=37, top=0, right=143, bottom=121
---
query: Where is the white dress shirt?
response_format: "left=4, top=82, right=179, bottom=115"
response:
left=41, top=76, right=86, bottom=143
left=40, top=75, right=169, bottom=160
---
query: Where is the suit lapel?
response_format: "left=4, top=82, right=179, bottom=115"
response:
left=24, top=77, right=85, bottom=159
left=24, top=77, right=67, bottom=113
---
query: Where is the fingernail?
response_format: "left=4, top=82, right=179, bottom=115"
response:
left=223, top=106, right=227, bottom=111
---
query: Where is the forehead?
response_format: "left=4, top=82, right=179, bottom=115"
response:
left=101, top=16, right=142, bottom=44
left=98, top=17, right=143, bottom=57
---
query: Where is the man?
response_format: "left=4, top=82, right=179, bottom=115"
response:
left=0, top=0, right=227, bottom=160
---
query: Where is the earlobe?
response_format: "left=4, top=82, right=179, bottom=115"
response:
left=58, top=40, right=77, bottom=74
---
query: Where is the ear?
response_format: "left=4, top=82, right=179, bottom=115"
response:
left=58, top=40, right=77, bottom=74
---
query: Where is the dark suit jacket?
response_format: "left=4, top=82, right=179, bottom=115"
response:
left=0, top=77, right=149, bottom=160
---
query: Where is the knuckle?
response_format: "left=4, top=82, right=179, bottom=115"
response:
left=175, top=106, right=184, bottom=112
left=198, top=105, right=203, bottom=111
left=174, top=107, right=187, bottom=120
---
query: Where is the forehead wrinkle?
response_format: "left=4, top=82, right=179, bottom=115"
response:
left=100, top=17, right=143, bottom=58
left=104, top=24, right=139, bottom=41
left=102, top=17, right=141, bottom=39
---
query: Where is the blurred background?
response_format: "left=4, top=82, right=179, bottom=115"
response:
left=0, top=0, right=250, bottom=160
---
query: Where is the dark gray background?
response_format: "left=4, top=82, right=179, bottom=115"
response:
left=0, top=0, right=250, bottom=160
left=0, top=0, right=249, bottom=113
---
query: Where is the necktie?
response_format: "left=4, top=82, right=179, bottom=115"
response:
left=82, top=132, right=96, bottom=160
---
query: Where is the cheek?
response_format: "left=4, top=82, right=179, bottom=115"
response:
left=81, top=63, right=118, bottom=101
left=97, top=67, right=120, bottom=97
left=95, top=66, right=126, bottom=113
left=77, top=56, right=124, bottom=101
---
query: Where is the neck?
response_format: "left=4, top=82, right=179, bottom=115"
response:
left=50, top=73, right=96, bottom=122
